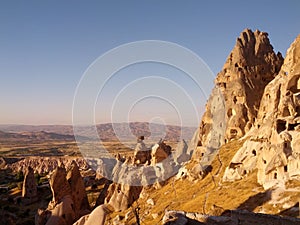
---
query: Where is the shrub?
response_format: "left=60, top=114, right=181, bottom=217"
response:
left=16, top=171, right=24, bottom=182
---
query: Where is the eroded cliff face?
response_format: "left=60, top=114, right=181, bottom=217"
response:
left=223, top=34, right=300, bottom=189
left=198, top=29, right=283, bottom=153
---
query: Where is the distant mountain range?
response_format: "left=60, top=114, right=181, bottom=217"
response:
left=0, top=122, right=197, bottom=142
left=0, top=130, right=77, bottom=143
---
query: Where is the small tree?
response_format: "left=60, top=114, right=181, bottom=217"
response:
left=34, top=173, right=41, bottom=185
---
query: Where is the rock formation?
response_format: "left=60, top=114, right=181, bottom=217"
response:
left=223, top=34, right=300, bottom=189
left=198, top=29, right=284, bottom=154
left=8, top=156, right=89, bottom=174
left=151, top=139, right=172, bottom=165
left=173, top=139, right=189, bottom=164
left=49, top=166, right=72, bottom=207
left=22, top=166, right=38, bottom=204
left=36, top=163, right=90, bottom=225
left=90, top=138, right=179, bottom=213
left=104, top=183, right=142, bottom=211
left=132, top=136, right=151, bottom=165
left=66, top=161, right=90, bottom=220
left=72, top=204, right=113, bottom=225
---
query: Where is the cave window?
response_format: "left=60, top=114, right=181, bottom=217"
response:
left=274, top=172, right=277, bottom=179
left=233, top=96, right=237, bottom=104
left=227, top=108, right=236, bottom=118
left=201, top=153, right=204, bottom=157
left=296, top=106, right=300, bottom=116
left=263, top=159, right=267, bottom=164
left=276, top=120, right=286, bottom=133
left=288, top=123, right=299, bottom=131
left=252, top=150, right=256, bottom=156
left=235, top=63, right=238, bottom=67
left=220, top=83, right=226, bottom=89
left=284, top=165, right=288, bottom=172
left=230, top=129, right=238, bottom=137
left=287, top=76, right=300, bottom=93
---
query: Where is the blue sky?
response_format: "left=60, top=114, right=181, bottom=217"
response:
left=0, top=1, right=299, bottom=125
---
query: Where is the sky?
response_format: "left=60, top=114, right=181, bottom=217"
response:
left=0, top=1, right=299, bottom=126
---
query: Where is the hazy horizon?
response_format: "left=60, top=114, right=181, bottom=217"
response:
left=0, top=121, right=198, bottom=128
left=1, top=1, right=299, bottom=125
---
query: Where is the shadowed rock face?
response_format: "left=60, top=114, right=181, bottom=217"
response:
left=199, top=29, right=284, bottom=152
left=22, top=166, right=38, bottom=204
left=223, top=34, right=300, bottom=189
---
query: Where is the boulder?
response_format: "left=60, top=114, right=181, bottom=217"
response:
left=162, top=211, right=188, bottom=225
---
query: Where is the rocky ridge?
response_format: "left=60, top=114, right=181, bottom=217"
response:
left=223, top=34, right=300, bottom=189
left=198, top=29, right=283, bottom=153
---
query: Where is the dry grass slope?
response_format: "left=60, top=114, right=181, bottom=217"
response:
left=114, top=139, right=269, bottom=224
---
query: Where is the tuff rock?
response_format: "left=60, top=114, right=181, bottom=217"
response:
left=198, top=29, right=283, bottom=155
left=223, top=34, right=300, bottom=189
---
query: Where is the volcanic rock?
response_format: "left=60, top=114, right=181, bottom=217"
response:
left=198, top=29, right=283, bottom=154
left=22, top=166, right=38, bottom=204
left=66, top=161, right=90, bottom=219
left=36, top=164, right=90, bottom=225
left=133, top=136, right=151, bottom=165
left=150, top=139, right=172, bottom=165
left=223, top=34, right=300, bottom=189
left=104, top=183, right=142, bottom=211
